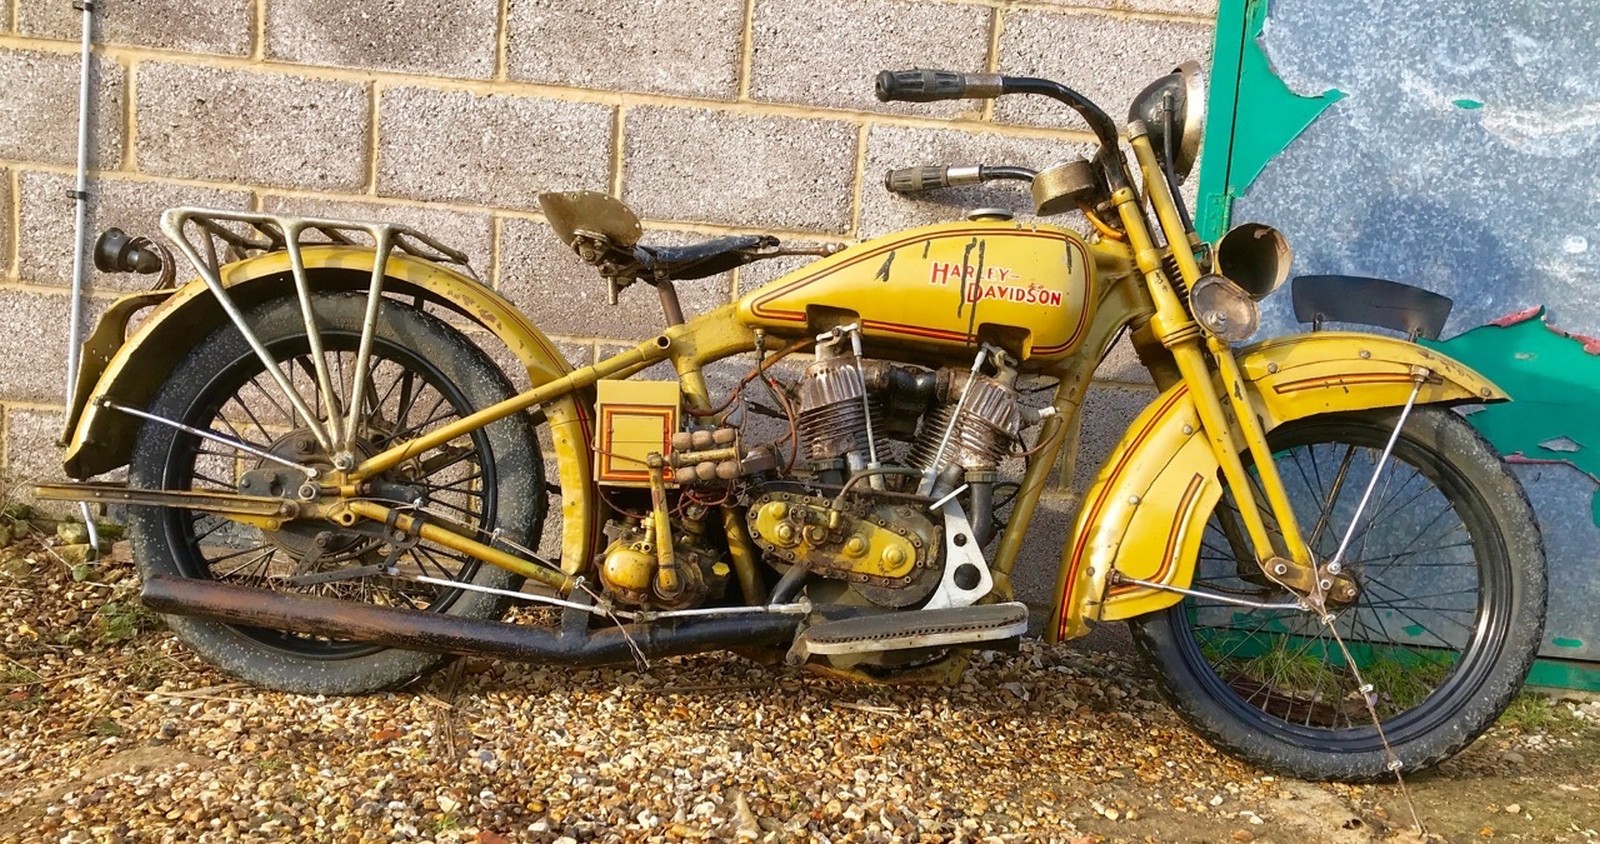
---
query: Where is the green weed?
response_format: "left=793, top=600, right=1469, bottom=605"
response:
left=96, top=599, right=160, bottom=644
left=1361, top=654, right=1452, bottom=714
left=1498, top=692, right=1570, bottom=732
left=1238, top=642, right=1343, bottom=701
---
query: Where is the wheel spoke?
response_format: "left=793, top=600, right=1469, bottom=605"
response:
left=1306, top=444, right=1356, bottom=551
left=212, top=546, right=275, bottom=580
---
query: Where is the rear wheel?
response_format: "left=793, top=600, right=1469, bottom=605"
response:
left=128, top=293, right=543, bottom=694
left=1130, top=407, right=1545, bottom=781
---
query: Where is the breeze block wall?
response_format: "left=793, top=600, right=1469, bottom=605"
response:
left=0, top=0, right=1213, bottom=598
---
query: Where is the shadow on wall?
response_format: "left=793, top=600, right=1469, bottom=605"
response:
left=1258, top=192, right=1516, bottom=336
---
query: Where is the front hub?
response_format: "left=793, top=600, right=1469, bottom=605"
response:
left=1261, top=554, right=1361, bottom=608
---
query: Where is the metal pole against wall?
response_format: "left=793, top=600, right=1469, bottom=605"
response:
left=67, top=0, right=101, bottom=555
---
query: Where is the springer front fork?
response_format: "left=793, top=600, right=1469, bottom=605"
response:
left=1113, top=134, right=1359, bottom=606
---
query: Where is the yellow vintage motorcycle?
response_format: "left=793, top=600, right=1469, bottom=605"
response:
left=42, top=63, right=1545, bottom=782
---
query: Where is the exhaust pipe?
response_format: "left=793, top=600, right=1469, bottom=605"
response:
left=140, top=576, right=801, bottom=665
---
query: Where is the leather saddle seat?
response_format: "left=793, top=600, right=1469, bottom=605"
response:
left=632, top=234, right=779, bottom=281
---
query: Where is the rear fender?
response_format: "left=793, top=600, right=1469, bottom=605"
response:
left=1047, top=331, right=1505, bottom=642
left=63, top=245, right=598, bottom=572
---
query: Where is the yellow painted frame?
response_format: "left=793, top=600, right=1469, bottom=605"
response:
left=57, top=138, right=1509, bottom=636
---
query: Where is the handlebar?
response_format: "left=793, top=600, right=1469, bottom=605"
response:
left=885, top=165, right=978, bottom=193
left=875, top=69, right=1129, bottom=192
left=874, top=70, right=1003, bottom=103
left=884, top=165, right=1039, bottom=195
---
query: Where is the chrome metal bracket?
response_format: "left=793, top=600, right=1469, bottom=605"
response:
left=398, top=570, right=812, bottom=623
left=98, top=398, right=319, bottom=478
left=157, top=207, right=477, bottom=459
left=922, top=500, right=995, bottom=610
left=917, top=343, right=1009, bottom=497
left=1311, top=368, right=1429, bottom=610
left=1108, top=571, right=1308, bottom=612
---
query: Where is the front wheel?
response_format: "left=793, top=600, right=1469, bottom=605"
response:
left=1130, top=407, right=1545, bottom=781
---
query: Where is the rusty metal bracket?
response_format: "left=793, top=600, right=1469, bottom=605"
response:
left=1260, top=554, right=1360, bottom=606
left=379, top=506, right=425, bottom=569
left=34, top=481, right=298, bottom=523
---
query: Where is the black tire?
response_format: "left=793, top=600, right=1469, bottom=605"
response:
left=128, top=293, right=543, bottom=694
left=1130, top=407, right=1545, bottom=781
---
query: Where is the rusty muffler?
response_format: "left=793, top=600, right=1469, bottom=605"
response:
left=140, top=576, right=800, bottom=665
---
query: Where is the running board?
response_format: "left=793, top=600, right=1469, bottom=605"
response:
left=790, top=602, right=1029, bottom=661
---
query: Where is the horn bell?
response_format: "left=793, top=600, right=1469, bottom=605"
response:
left=1214, top=223, right=1292, bottom=301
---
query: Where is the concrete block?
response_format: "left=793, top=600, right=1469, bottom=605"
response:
left=594, top=341, right=676, bottom=382
left=471, top=326, right=591, bottom=394
left=0, top=49, right=124, bottom=168
left=267, top=0, right=498, bottom=78
left=2, top=402, right=116, bottom=513
left=1, top=168, right=10, bottom=275
left=749, top=0, right=991, bottom=118
left=507, top=0, right=743, bottom=99
left=3, top=405, right=66, bottom=487
left=622, top=107, right=857, bottom=233
left=377, top=87, right=612, bottom=207
left=136, top=63, right=369, bottom=191
left=734, top=248, right=831, bottom=298
left=1093, top=332, right=1155, bottom=385
left=859, top=124, right=1094, bottom=237
left=1006, top=493, right=1079, bottom=607
left=694, top=357, right=793, bottom=446
left=1017, top=0, right=1114, bottom=8
left=18, top=0, right=252, bottom=55
left=496, top=216, right=730, bottom=341
left=0, top=287, right=108, bottom=404
left=260, top=194, right=494, bottom=272
left=995, top=10, right=1213, bottom=128
left=18, top=171, right=251, bottom=293
left=1125, top=0, right=1219, bottom=17
left=1069, top=382, right=1158, bottom=494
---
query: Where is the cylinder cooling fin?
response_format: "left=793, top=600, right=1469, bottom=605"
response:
left=907, top=373, right=1022, bottom=474
left=796, top=355, right=871, bottom=462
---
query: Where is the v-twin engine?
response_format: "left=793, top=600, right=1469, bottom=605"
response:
left=796, top=342, right=1029, bottom=484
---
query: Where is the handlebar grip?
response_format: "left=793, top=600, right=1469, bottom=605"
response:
left=884, top=165, right=983, bottom=194
left=875, top=69, right=1004, bottom=102
left=885, top=166, right=950, bottom=193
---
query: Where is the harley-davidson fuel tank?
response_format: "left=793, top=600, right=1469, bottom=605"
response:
left=738, top=221, right=1095, bottom=363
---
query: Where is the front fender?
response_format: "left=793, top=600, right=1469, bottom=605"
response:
left=1046, top=331, right=1505, bottom=642
left=62, top=245, right=598, bottom=572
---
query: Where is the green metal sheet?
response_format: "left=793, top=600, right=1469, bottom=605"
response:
left=1197, top=1, right=1600, bottom=688
left=1194, top=0, right=1342, bottom=240
left=1526, top=658, right=1600, bottom=694
left=1426, top=310, right=1600, bottom=505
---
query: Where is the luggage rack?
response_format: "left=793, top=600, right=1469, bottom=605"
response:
left=160, top=206, right=475, bottom=279
left=152, top=206, right=481, bottom=463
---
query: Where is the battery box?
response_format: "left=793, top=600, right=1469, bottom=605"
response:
left=594, top=380, right=680, bottom=486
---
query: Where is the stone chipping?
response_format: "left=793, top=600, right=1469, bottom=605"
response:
left=3, top=536, right=1598, bottom=843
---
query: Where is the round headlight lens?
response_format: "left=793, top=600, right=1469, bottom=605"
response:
left=1190, top=274, right=1260, bottom=343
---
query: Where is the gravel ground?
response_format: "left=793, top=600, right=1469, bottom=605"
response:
left=3, top=531, right=1599, bottom=844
